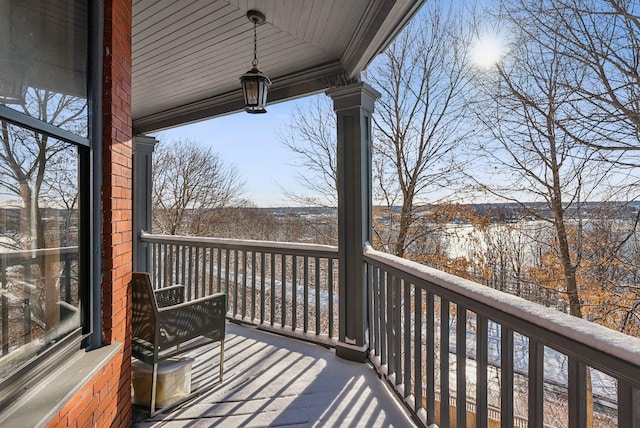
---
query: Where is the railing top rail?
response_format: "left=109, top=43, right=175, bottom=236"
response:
left=140, top=232, right=338, bottom=257
left=0, top=246, right=79, bottom=265
left=364, top=244, right=640, bottom=380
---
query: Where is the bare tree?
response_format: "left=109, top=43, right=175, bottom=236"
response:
left=152, top=138, right=245, bottom=236
left=278, top=97, right=338, bottom=207
left=469, top=6, right=604, bottom=318
left=527, top=0, right=640, bottom=153
left=467, top=3, right=640, bottom=422
left=367, top=0, right=474, bottom=257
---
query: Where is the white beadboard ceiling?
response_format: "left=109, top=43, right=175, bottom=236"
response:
left=132, top=0, right=424, bottom=133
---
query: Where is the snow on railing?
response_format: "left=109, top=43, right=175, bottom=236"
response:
left=364, top=244, right=640, bottom=428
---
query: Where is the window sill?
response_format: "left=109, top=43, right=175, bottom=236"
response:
left=0, top=343, right=122, bottom=428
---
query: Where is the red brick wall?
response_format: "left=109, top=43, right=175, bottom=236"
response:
left=44, top=350, right=128, bottom=428
left=46, top=0, right=133, bottom=426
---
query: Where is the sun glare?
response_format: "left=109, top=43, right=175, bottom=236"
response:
left=471, top=36, right=504, bottom=70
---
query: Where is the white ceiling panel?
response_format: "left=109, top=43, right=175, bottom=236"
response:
left=132, top=0, right=424, bottom=133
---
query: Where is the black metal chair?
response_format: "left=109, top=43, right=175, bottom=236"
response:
left=131, top=272, right=226, bottom=415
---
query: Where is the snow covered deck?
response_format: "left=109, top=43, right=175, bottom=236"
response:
left=132, top=322, right=416, bottom=427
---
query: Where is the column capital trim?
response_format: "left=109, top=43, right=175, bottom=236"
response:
left=326, top=82, right=381, bottom=113
left=134, top=135, right=158, bottom=155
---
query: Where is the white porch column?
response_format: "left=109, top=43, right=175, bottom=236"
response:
left=327, top=82, right=380, bottom=362
left=133, top=135, right=157, bottom=272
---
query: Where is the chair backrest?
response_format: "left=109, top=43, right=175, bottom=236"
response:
left=132, top=272, right=158, bottom=345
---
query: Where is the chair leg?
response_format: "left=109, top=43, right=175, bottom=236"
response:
left=219, top=339, right=224, bottom=383
left=150, top=361, right=158, bottom=415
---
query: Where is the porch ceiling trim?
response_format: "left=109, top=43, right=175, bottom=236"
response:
left=131, top=0, right=425, bottom=134
left=133, top=60, right=345, bottom=134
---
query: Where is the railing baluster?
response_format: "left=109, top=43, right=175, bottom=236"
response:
left=233, top=249, right=239, bottom=317
left=163, top=243, right=168, bottom=288
left=270, top=253, right=275, bottom=326
left=157, top=243, right=161, bottom=288
left=440, top=298, right=450, bottom=428
left=251, top=251, right=256, bottom=322
left=151, top=242, right=157, bottom=288
left=224, top=249, right=230, bottom=300
left=372, top=266, right=380, bottom=360
left=163, top=243, right=167, bottom=287
left=568, top=357, right=587, bottom=428
left=379, top=268, right=387, bottom=368
left=260, top=252, right=266, bottom=324
left=303, top=256, right=308, bottom=333
left=501, top=325, right=514, bottom=428
left=200, top=246, right=206, bottom=296
left=194, top=246, right=200, bottom=299
left=528, top=339, right=543, bottom=428
left=208, top=246, right=214, bottom=296
left=386, top=271, right=394, bottom=377
left=414, top=286, right=422, bottom=412
left=477, top=314, right=488, bottom=428
left=1, top=255, right=8, bottom=355
left=394, top=275, right=402, bottom=385
left=242, top=250, right=247, bottom=318
left=456, top=306, right=467, bottom=427
left=180, top=245, right=186, bottom=287
left=168, top=244, right=174, bottom=287
left=618, top=380, right=640, bottom=428
left=292, top=255, right=297, bottom=331
left=315, top=256, right=320, bottom=334
left=403, top=279, right=411, bottom=397
left=328, top=259, right=334, bottom=338
left=154, top=243, right=158, bottom=287
left=187, top=246, right=194, bottom=299
left=426, top=292, right=435, bottom=426
left=216, top=248, right=222, bottom=293
left=281, top=254, right=286, bottom=328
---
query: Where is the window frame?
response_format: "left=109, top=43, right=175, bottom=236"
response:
left=0, top=0, right=102, bottom=410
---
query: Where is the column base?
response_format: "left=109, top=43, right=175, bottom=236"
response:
left=336, top=341, right=368, bottom=363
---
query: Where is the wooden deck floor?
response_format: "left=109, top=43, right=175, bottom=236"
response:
left=132, top=322, right=416, bottom=427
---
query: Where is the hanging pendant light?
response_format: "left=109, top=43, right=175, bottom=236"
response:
left=240, top=10, right=271, bottom=114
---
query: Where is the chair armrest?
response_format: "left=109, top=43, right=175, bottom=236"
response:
left=154, top=285, right=185, bottom=308
left=156, top=293, right=227, bottom=349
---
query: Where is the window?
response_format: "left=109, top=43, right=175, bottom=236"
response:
left=0, top=0, right=91, bottom=409
left=0, top=129, right=81, bottom=379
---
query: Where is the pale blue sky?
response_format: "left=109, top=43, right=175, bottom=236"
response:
left=154, top=95, right=319, bottom=207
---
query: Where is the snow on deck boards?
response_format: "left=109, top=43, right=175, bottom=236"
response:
left=133, top=322, right=415, bottom=427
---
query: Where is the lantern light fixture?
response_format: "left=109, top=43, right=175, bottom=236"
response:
left=240, top=10, right=271, bottom=114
